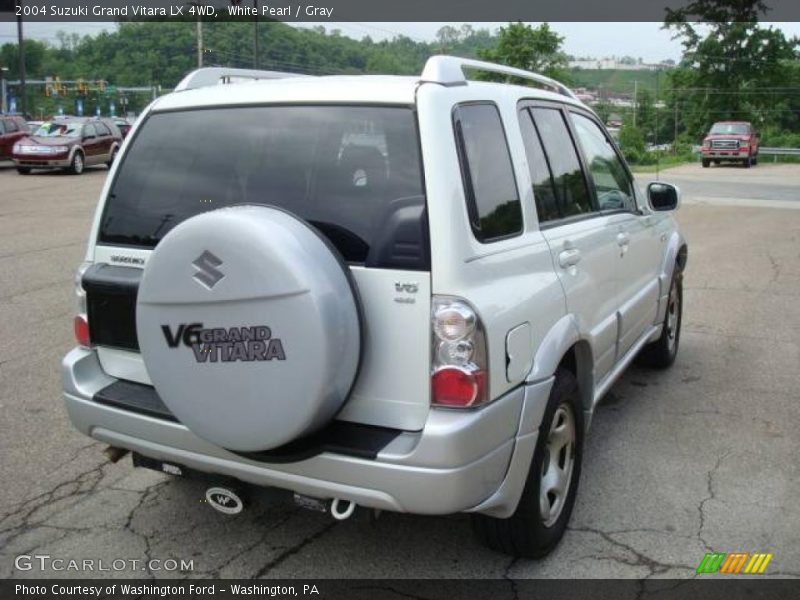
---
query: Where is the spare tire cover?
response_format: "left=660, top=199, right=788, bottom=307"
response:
left=136, top=205, right=361, bottom=452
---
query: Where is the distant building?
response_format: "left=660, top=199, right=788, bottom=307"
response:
left=569, top=58, right=673, bottom=71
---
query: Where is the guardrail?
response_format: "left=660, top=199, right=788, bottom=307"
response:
left=692, top=145, right=800, bottom=158
left=759, top=147, right=800, bottom=156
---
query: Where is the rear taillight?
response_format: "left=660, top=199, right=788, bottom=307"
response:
left=74, top=261, right=93, bottom=347
left=431, top=296, right=488, bottom=407
left=74, top=314, right=91, bottom=347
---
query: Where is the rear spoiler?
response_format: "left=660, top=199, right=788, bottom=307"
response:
left=174, top=67, right=309, bottom=92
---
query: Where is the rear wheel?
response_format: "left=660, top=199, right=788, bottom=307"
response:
left=637, top=266, right=682, bottom=369
left=69, top=151, right=84, bottom=175
left=106, top=148, right=118, bottom=168
left=701, top=159, right=710, bottom=168
left=16, top=167, right=31, bottom=175
left=472, top=368, right=583, bottom=558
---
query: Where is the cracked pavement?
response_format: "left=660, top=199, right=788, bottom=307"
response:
left=1, top=162, right=799, bottom=579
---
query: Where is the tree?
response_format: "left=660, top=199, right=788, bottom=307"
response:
left=618, top=123, right=647, bottom=163
left=477, top=22, right=571, bottom=83
left=636, top=88, right=655, bottom=135
left=664, top=0, right=799, bottom=138
left=593, top=99, right=613, bottom=124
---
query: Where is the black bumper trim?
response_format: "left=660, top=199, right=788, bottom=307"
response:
left=94, top=380, right=178, bottom=422
left=92, top=380, right=403, bottom=463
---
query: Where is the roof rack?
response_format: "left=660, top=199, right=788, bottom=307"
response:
left=420, top=55, right=579, bottom=101
left=174, top=67, right=308, bottom=92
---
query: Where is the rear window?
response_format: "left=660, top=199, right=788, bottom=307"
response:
left=100, top=105, right=429, bottom=270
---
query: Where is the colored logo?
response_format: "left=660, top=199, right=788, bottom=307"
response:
left=696, top=552, right=773, bottom=574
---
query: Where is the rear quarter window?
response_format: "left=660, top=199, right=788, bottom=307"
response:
left=99, top=105, right=429, bottom=270
left=453, top=103, right=523, bottom=242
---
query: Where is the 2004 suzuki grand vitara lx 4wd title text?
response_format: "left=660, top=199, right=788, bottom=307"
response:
left=63, top=57, right=687, bottom=558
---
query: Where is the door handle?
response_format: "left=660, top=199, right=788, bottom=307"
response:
left=558, top=248, right=582, bottom=268
left=617, top=233, right=630, bottom=247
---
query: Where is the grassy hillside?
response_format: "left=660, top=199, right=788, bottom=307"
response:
left=569, top=68, right=663, bottom=95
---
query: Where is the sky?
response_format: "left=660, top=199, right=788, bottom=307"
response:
left=2, top=21, right=800, bottom=64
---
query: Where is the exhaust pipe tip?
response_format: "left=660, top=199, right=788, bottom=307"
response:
left=330, top=497, right=356, bottom=520
left=205, top=486, right=245, bottom=515
left=104, top=446, right=130, bottom=464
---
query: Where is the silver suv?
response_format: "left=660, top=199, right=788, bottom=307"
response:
left=63, top=57, right=687, bottom=558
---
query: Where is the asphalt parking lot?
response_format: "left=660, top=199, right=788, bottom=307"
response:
left=0, top=161, right=798, bottom=579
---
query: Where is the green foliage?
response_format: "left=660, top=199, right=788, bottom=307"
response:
left=570, top=68, right=660, bottom=95
left=618, top=123, right=646, bottom=163
left=1, top=21, right=507, bottom=115
left=593, top=99, right=613, bottom=125
left=664, top=1, right=800, bottom=140
left=477, top=22, right=571, bottom=84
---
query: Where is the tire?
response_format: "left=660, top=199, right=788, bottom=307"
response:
left=106, top=148, right=118, bottom=168
left=713, top=160, right=721, bottom=165
left=752, top=154, right=758, bottom=166
left=69, top=151, right=84, bottom=175
left=16, top=167, right=31, bottom=175
left=701, top=159, right=710, bottom=168
left=743, top=155, right=752, bottom=168
left=637, top=265, right=683, bottom=369
left=472, top=368, right=583, bottom=558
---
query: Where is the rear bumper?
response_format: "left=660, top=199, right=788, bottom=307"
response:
left=62, top=347, right=552, bottom=516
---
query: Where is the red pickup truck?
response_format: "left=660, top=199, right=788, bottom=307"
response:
left=701, top=121, right=760, bottom=168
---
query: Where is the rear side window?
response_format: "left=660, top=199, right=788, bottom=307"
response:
left=95, top=122, right=110, bottom=136
left=453, top=103, right=522, bottom=242
left=530, top=107, right=593, bottom=218
left=519, top=110, right=560, bottom=223
left=100, top=106, right=428, bottom=270
left=84, top=124, right=96, bottom=137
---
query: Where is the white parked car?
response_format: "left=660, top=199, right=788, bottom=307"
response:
left=63, top=57, right=687, bottom=557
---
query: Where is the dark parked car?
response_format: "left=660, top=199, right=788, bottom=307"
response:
left=112, top=117, right=133, bottom=139
left=12, top=117, right=122, bottom=175
left=0, top=115, right=30, bottom=160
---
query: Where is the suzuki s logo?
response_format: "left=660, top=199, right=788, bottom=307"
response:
left=192, top=250, right=224, bottom=289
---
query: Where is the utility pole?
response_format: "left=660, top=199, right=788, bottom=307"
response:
left=0, top=67, right=8, bottom=114
left=16, top=0, right=27, bottom=116
left=187, top=2, right=203, bottom=68
left=253, top=0, right=259, bottom=69
left=674, top=100, right=678, bottom=153
left=197, top=19, right=203, bottom=67
left=655, top=68, right=660, bottom=179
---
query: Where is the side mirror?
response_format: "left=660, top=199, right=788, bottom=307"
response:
left=647, top=182, right=680, bottom=212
